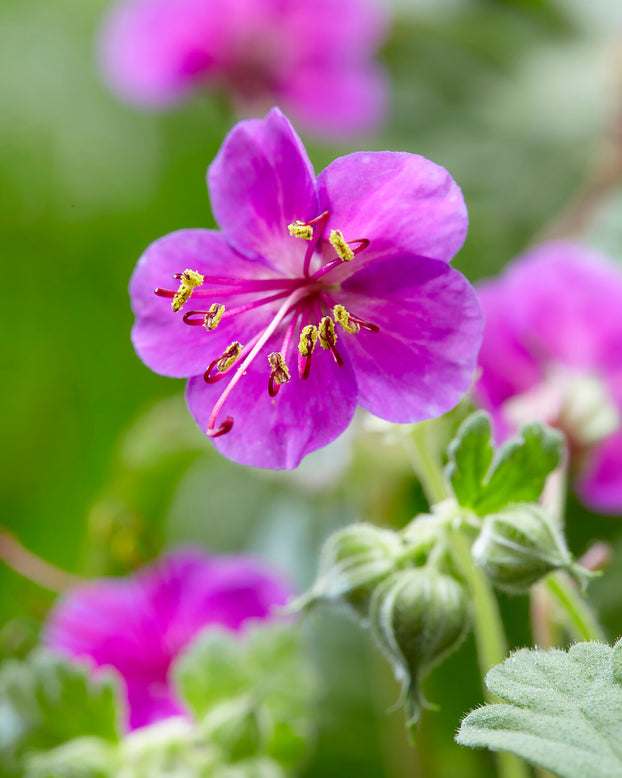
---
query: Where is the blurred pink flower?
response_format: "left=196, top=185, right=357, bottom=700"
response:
left=44, top=549, right=291, bottom=730
left=476, top=241, right=622, bottom=514
left=98, top=0, right=389, bottom=139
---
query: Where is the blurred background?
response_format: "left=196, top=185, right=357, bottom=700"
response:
left=3, top=0, right=622, bottom=775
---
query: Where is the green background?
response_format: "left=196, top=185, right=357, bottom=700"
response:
left=2, top=0, right=622, bottom=775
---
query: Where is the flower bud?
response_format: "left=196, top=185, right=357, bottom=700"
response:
left=294, top=523, right=403, bottom=620
left=471, top=504, right=588, bottom=593
left=370, top=569, right=469, bottom=730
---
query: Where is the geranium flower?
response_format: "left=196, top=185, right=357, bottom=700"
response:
left=43, top=549, right=291, bottom=730
left=475, top=241, right=622, bottom=513
left=129, top=108, right=483, bottom=469
left=98, top=0, right=388, bottom=138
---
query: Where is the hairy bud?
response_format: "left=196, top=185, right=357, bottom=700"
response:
left=370, top=569, right=469, bottom=732
left=471, top=504, right=589, bottom=593
left=292, top=523, right=403, bottom=620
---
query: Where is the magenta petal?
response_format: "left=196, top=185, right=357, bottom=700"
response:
left=578, top=431, right=622, bottom=514
left=186, top=343, right=358, bottom=469
left=280, top=63, right=388, bottom=139
left=499, top=242, right=622, bottom=374
left=98, top=0, right=221, bottom=108
left=44, top=549, right=292, bottom=730
left=129, top=229, right=280, bottom=378
left=207, top=108, right=319, bottom=275
left=338, top=257, right=483, bottom=422
left=474, top=278, right=543, bottom=414
left=317, top=151, right=468, bottom=270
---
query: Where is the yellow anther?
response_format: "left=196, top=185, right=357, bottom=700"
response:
left=217, top=342, right=242, bottom=373
left=180, top=269, right=204, bottom=287
left=288, top=221, right=314, bottom=240
left=204, top=303, right=225, bottom=331
left=268, top=352, right=291, bottom=384
left=329, top=229, right=355, bottom=261
left=172, top=287, right=192, bottom=312
left=171, top=268, right=204, bottom=312
left=333, top=304, right=360, bottom=334
left=319, top=317, right=337, bottom=350
left=298, top=325, right=318, bottom=357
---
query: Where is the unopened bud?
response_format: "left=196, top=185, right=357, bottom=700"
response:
left=471, top=504, right=589, bottom=593
left=292, top=523, right=402, bottom=620
left=370, top=569, right=469, bottom=732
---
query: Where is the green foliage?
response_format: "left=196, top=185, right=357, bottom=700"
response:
left=457, top=639, right=622, bottom=778
left=0, top=650, right=122, bottom=777
left=23, top=737, right=118, bottom=778
left=446, top=412, right=564, bottom=515
left=173, top=623, right=315, bottom=770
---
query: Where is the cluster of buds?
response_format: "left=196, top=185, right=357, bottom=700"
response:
left=294, top=491, right=589, bottom=734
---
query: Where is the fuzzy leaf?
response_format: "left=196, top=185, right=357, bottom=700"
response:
left=457, top=641, right=622, bottom=778
left=0, top=651, right=122, bottom=776
left=446, top=413, right=564, bottom=515
left=24, top=737, right=118, bottom=778
left=173, top=623, right=315, bottom=769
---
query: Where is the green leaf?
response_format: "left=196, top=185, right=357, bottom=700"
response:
left=446, top=412, right=564, bottom=515
left=0, top=650, right=123, bottom=776
left=24, top=737, right=118, bottom=778
left=457, top=642, right=622, bottom=778
left=172, top=623, right=315, bottom=770
left=446, top=411, right=494, bottom=508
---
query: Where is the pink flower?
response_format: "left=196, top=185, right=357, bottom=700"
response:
left=129, top=108, right=483, bottom=469
left=43, top=549, right=292, bottom=730
left=98, top=0, right=389, bottom=139
left=475, top=241, right=622, bottom=514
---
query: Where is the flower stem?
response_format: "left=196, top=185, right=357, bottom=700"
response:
left=405, top=426, right=529, bottom=778
left=545, top=572, right=606, bottom=643
left=404, top=422, right=448, bottom=505
left=450, top=533, right=530, bottom=778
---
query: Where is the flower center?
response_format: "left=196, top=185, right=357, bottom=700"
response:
left=153, top=211, right=378, bottom=437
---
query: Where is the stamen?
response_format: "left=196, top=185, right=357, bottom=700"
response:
left=318, top=317, right=337, bottom=350
left=329, top=230, right=355, bottom=261
left=333, top=304, right=360, bottom=334
left=206, top=417, right=234, bottom=438
left=204, top=341, right=243, bottom=384
left=204, top=303, right=225, bottom=330
left=311, top=237, right=371, bottom=282
left=333, top=304, right=380, bottom=334
left=288, top=221, right=314, bottom=240
left=206, top=287, right=311, bottom=438
left=318, top=316, right=344, bottom=367
left=298, top=324, right=318, bottom=380
left=171, top=268, right=205, bottom=312
left=268, top=352, right=291, bottom=397
left=182, top=310, right=209, bottom=326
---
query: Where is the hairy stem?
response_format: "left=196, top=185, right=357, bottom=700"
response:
left=404, top=422, right=448, bottom=505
